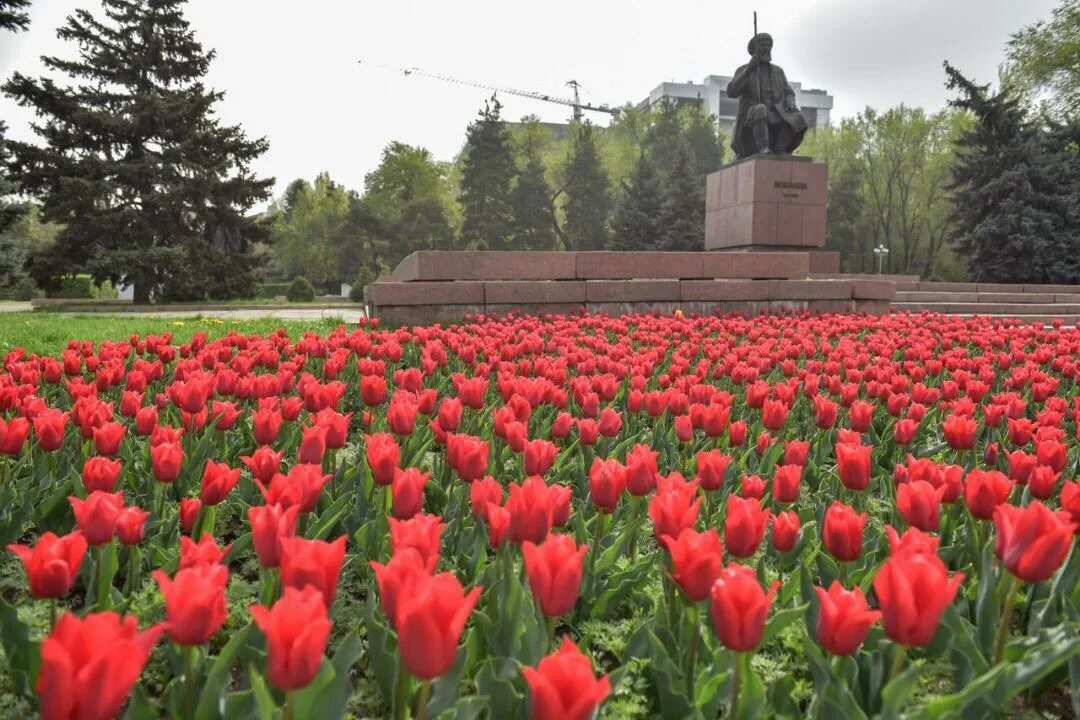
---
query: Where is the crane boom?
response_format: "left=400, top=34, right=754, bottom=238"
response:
left=358, top=60, right=620, bottom=118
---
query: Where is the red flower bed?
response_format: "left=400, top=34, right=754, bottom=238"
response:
left=1, top=311, right=1078, bottom=719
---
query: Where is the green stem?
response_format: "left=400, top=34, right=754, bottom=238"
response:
left=888, top=644, right=908, bottom=682
left=282, top=690, right=295, bottom=720
left=123, top=545, right=140, bottom=595
left=259, top=567, right=279, bottom=606
left=686, top=604, right=700, bottom=701
left=393, top=655, right=410, bottom=720
left=731, top=651, right=744, bottom=720
left=155, top=481, right=166, bottom=521
left=587, top=511, right=607, bottom=597
left=546, top=614, right=558, bottom=652
left=993, top=575, right=1023, bottom=664
left=664, top=557, right=677, bottom=630
left=838, top=561, right=847, bottom=588
left=415, top=679, right=431, bottom=720
left=182, top=644, right=199, bottom=720
left=49, top=598, right=57, bottom=631
left=94, top=542, right=112, bottom=611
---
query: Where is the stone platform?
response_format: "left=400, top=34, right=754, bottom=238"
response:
left=365, top=251, right=893, bottom=325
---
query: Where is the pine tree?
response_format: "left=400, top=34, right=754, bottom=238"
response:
left=644, top=99, right=685, bottom=182
left=683, top=106, right=726, bottom=177
left=459, top=98, right=516, bottom=251
left=656, top=147, right=704, bottom=251
left=0, top=0, right=31, bottom=32
left=944, top=62, right=1080, bottom=283
left=511, top=126, right=556, bottom=250
left=611, top=153, right=663, bottom=250
left=562, top=121, right=612, bottom=250
left=3, top=0, right=273, bottom=301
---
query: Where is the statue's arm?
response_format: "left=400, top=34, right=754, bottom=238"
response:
left=726, top=65, right=751, bottom=98
left=780, top=68, right=799, bottom=110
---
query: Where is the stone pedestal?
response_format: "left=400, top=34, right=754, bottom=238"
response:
left=705, top=155, right=828, bottom=255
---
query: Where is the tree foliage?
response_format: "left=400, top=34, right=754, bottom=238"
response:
left=510, top=119, right=557, bottom=250
left=1004, top=0, right=1080, bottom=121
left=0, top=0, right=30, bottom=32
left=562, top=120, right=612, bottom=250
left=459, top=98, right=516, bottom=250
left=944, top=62, right=1080, bottom=284
left=611, top=153, right=663, bottom=251
left=3, top=0, right=273, bottom=301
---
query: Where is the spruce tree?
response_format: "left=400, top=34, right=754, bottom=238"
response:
left=459, top=98, right=516, bottom=251
left=611, top=152, right=663, bottom=250
left=3, top=0, right=273, bottom=301
left=684, top=106, right=725, bottom=177
left=944, top=62, right=1080, bottom=283
left=656, top=146, right=704, bottom=251
left=0, top=0, right=31, bottom=32
left=562, top=120, right=612, bottom=250
left=644, top=99, right=685, bottom=182
left=511, top=128, right=556, bottom=250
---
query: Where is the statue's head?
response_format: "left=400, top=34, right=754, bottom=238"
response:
left=747, top=33, right=773, bottom=62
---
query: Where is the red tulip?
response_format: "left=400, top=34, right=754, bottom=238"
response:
left=507, top=476, right=556, bottom=544
left=588, top=458, right=626, bottom=514
left=728, top=420, right=748, bottom=446
left=1061, top=481, right=1080, bottom=532
left=33, top=409, right=68, bottom=452
left=847, top=400, right=874, bottom=432
left=389, top=514, right=445, bottom=572
left=0, top=416, right=30, bottom=455
left=897, top=480, right=946, bottom=532
left=761, top=398, right=788, bottom=431
left=179, top=533, right=231, bottom=569
left=783, top=440, right=810, bottom=466
left=813, top=395, right=838, bottom=429
left=250, top=585, right=333, bottom=691
left=470, top=476, right=503, bottom=518
left=82, top=456, right=122, bottom=493
left=387, top=393, right=419, bottom=436
left=365, top=432, right=400, bottom=486
left=115, top=507, right=150, bottom=545
left=885, top=526, right=940, bottom=558
left=522, top=638, right=611, bottom=720
left=151, top=441, right=184, bottom=483
left=360, top=374, right=388, bottom=407
left=695, top=449, right=731, bottom=492
left=772, top=464, right=802, bottom=503
left=485, top=504, right=511, bottom=549
left=436, top=397, right=462, bottom=432
left=523, top=534, right=588, bottom=617
left=1036, top=440, right=1067, bottom=473
left=241, top=446, right=285, bottom=486
left=1027, top=465, right=1060, bottom=500
left=659, top=528, right=722, bottom=602
left=38, top=611, right=164, bottom=720
left=201, top=460, right=241, bottom=506
left=396, top=572, right=481, bottom=680
left=391, top=467, right=430, bottom=520
left=248, top=503, right=301, bottom=568
left=770, top=511, right=800, bottom=552
left=1005, top=450, right=1037, bottom=485
left=649, top=488, right=701, bottom=542
left=873, top=551, right=963, bottom=647
left=836, top=442, right=872, bottom=491
left=523, top=439, right=559, bottom=476
left=942, top=413, right=977, bottom=451
left=179, top=498, right=202, bottom=535
left=724, top=496, right=769, bottom=559
left=298, top=424, right=328, bottom=465
left=823, top=501, right=867, bottom=563
left=69, top=491, right=124, bottom=546
left=154, top=562, right=229, bottom=645
left=448, top=433, right=490, bottom=482
left=252, top=407, right=284, bottom=445
left=370, top=547, right=429, bottom=627
left=453, top=374, right=488, bottom=409
left=963, top=469, right=1012, bottom=520
left=134, top=405, right=158, bottom=436
left=993, top=501, right=1076, bottom=583
left=814, top=582, right=881, bottom=655
left=8, top=531, right=87, bottom=599
left=597, top=407, right=622, bottom=437
left=709, top=563, right=780, bottom=651
left=279, top=535, right=347, bottom=608
left=210, top=400, right=241, bottom=431
left=755, top=431, right=773, bottom=458
left=92, top=421, right=126, bottom=456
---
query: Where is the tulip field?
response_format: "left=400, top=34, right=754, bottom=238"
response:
left=1, top=310, right=1078, bottom=719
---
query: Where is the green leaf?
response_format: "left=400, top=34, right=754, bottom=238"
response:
left=588, top=555, right=652, bottom=619
left=427, top=635, right=471, bottom=717
left=474, top=656, right=526, bottom=720
left=310, top=492, right=352, bottom=540
left=246, top=664, right=278, bottom=720
left=306, top=630, right=362, bottom=720
left=762, top=603, right=809, bottom=646
left=646, top=629, right=694, bottom=720
left=122, top=683, right=159, bottom=720
left=436, top=696, right=488, bottom=720
left=288, top=659, right=335, bottom=719
left=0, top=597, right=40, bottom=700
left=194, top=623, right=256, bottom=720
left=363, top=592, right=399, bottom=703
left=879, top=661, right=945, bottom=720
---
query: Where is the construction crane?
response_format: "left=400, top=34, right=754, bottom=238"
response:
left=358, top=60, right=620, bottom=122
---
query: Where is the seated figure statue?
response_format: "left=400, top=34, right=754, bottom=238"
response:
left=726, top=33, right=808, bottom=158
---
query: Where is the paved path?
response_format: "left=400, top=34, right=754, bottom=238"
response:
left=0, top=303, right=364, bottom=322
left=0, top=303, right=31, bottom=313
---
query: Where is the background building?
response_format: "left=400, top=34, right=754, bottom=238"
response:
left=640, top=75, right=834, bottom=132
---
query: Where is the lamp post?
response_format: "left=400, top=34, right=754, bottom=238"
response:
left=873, top=245, right=889, bottom=275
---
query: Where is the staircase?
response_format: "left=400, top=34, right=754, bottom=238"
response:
left=890, top=282, right=1080, bottom=324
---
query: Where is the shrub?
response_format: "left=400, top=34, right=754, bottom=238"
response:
left=48, top=275, right=95, bottom=299
left=258, top=282, right=292, bottom=299
left=12, top=277, right=39, bottom=301
left=348, top=275, right=367, bottom=303
left=286, top=276, right=316, bottom=302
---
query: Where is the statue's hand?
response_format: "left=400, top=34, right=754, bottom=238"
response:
left=748, top=57, right=760, bottom=71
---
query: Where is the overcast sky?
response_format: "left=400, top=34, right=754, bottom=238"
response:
left=0, top=0, right=1061, bottom=202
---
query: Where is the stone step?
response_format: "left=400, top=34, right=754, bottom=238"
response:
left=891, top=301, right=1080, bottom=315
left=910, top=281, right=1080, bottom=294
left=894, top=291, right=1080, bottom=304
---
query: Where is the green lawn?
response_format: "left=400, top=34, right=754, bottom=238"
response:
left=0, top=313, right=351, bottom=356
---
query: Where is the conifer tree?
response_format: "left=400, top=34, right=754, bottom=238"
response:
left=944, top=62, right=1080, bottom=283
left=611, top=153, right=663, bottom=250
left=0, top=0, right=31, bottom=32
left=459, top=97, right=516, bottom=250
left=511, top=126, right=556, bottom=250
left=684, top=106, right=726, bottom=177
left=644, top=99, right=685, bottom=182
left=656, top=147, right=704, bottom=251
left=3, top=0, right=273, bottom=301
left=562, top=120, right=612, bottom=250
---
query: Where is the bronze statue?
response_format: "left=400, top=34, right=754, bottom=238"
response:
left=726, top=33, right=808, bottom=158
